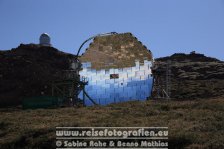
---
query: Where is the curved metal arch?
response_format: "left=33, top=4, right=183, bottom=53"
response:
left=76, top=32, right=117, bottom=57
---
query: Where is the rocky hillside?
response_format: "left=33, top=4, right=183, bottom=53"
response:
left=0, top=45, right=223, bottom=107
left=0, top=44, right=76, bottom=107
left=156, top=52, right=224, bottom=99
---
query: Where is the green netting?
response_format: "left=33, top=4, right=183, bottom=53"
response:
left=22, top=96, right=63, bottom=109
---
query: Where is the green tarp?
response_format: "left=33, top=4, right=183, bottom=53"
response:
left=22, top=96, right=63, bottom=109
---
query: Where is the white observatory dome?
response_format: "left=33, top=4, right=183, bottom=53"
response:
left=39, top=33, right=51, bottom=46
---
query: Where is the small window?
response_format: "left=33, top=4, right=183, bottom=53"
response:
left=110, top=74, right=119, bottom=79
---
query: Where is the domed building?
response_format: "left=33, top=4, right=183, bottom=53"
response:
left=39, top=33, right=51, bottom=46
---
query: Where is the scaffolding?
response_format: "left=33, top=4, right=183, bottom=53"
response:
left=51, top=70, right=97, bottom=106
left=151, top=60, right=171, bottom=99
left=51, top=32, right=117, bottom=107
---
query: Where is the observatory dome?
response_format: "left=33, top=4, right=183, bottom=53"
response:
left=39, top=33, right=51, bottom=46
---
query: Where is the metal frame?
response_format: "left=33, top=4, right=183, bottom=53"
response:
left=151, top=60, right=171, bottom=99
left=51, top=32, right=117, bottom=106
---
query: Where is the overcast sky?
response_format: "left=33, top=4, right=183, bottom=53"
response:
left=0, top=0, right=223, bottom=60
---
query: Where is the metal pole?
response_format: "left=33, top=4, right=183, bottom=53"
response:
left=76, top=32, right=117, bottom=57
left=83, top=86, right=85, bottom=106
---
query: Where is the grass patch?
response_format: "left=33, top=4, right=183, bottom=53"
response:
left=0, top=97, right=223, bottom=148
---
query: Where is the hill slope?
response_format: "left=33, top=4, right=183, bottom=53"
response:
left=155, top=52, right=224, bottom=99
left=0, top=45, right=223, bottom=107
left=0, top=97, right=223, bottom=149
left=0, top=44, right=76, bottom=107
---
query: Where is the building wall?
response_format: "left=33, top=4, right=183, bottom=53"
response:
left=79, top=60, right=153, bottom=106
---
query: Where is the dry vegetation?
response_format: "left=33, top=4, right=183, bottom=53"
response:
left=0, top=97, right=223, bottom=149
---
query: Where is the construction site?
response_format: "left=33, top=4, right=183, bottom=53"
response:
left=2, top=31, right=223, bottom=109
left=1, top=1, right=224, bottom=148
left=0, top=32, right=173, bottom=108
left=1, top=32, right=224, bottom=149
